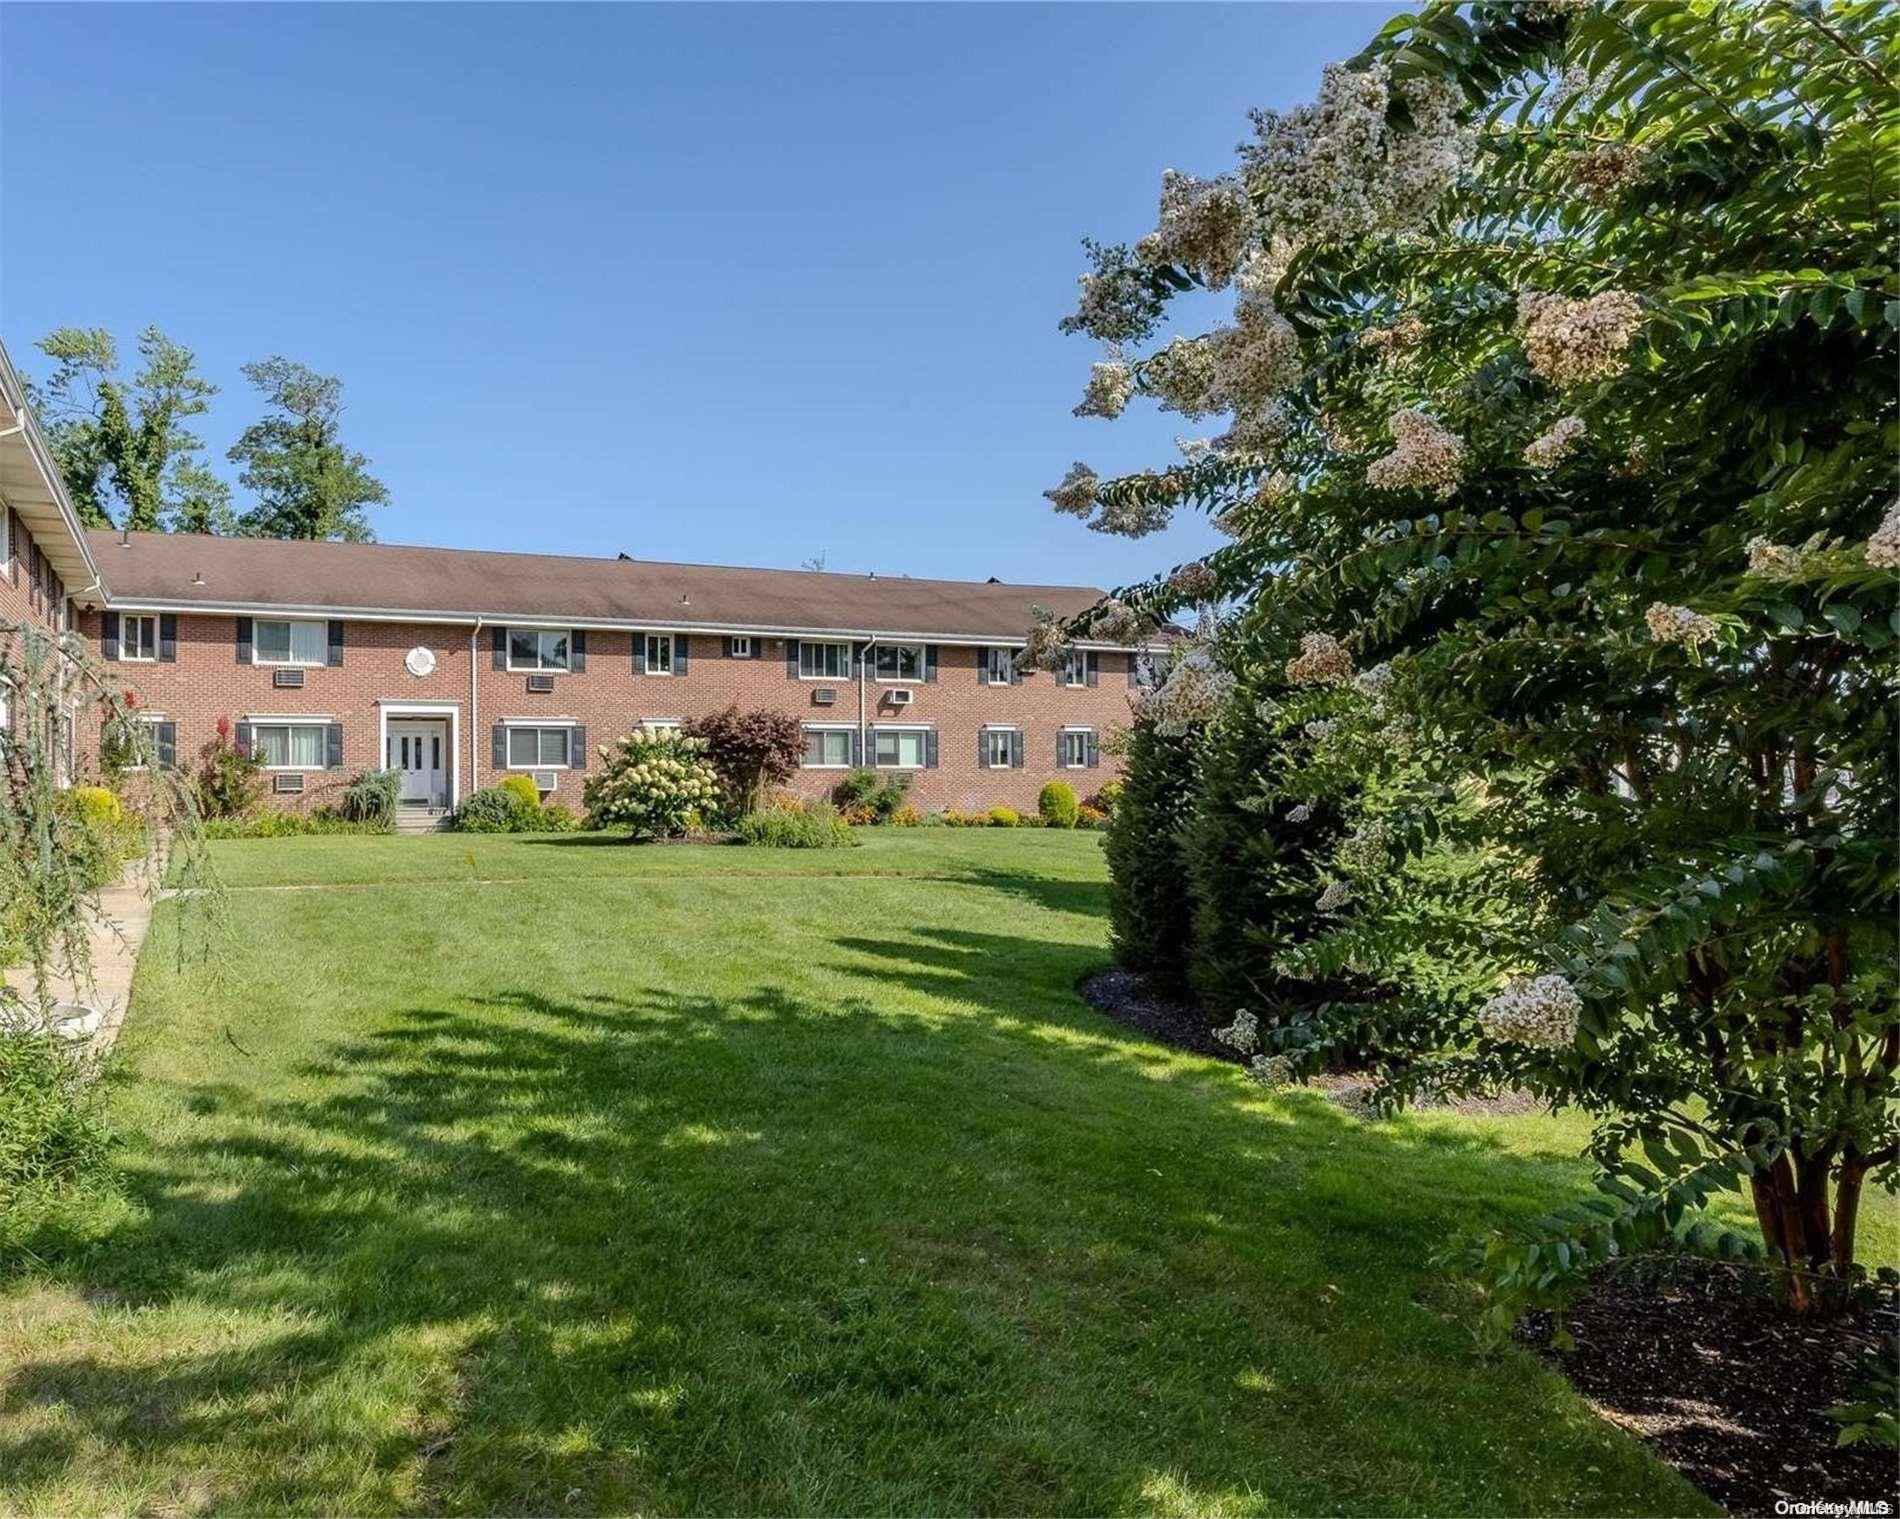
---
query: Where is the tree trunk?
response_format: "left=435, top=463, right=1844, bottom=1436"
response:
left=1750, top=1155, right=1816, bottom=1314
left=1831, top=1153, right=1867, bottom=1273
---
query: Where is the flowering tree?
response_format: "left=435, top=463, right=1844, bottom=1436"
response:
left=582, top=731, right=723, bottom=841
left=1042, top=0, right=1896, bottom=1313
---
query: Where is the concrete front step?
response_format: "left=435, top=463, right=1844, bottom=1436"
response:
left=395, top=807, right=452, bottom=834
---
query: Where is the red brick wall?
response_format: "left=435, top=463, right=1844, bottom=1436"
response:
left=1, top=508, right=72, bottom=635
left=76, top=612, right=1138, bottom=814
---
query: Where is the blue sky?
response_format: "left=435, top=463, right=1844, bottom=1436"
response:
left=1, top=2, right=1398, bottom=589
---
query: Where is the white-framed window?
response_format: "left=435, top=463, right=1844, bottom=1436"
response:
left=983, top=727, right=1017, bottom=768
left=641, top=718, right=683, bottom=736
left=507, top=628, right=571, bottom=672
left=798, top=640, right=852, bottom=680
left=644, top=633, right=674, bottom=675
left=1060, top=728, right=1095, bottom=768
left=872, top=643, right=924, bottom=681
left=984, top=647, right=1016, bottom=685
left=252, top=722, right=328, bottom=769
left=255, top=619, right=327, bottom=666
left=120, top=614, right=159, bottom=662
left=1060, top=650, right=1089, bottom=687
left=728, top=635, right=753, bottom=658
left=873, top=727, right=928, bottom=769
left=506, top=725, right=573, bottom=768
left=801, top=724, right=853, bottom=769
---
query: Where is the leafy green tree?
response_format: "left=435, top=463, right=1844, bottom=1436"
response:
left=29, top=326, right=219, bottom=531
left=228, top=358, right=388, bottom=542
left=1044, top=0, right=1896, bottom=1310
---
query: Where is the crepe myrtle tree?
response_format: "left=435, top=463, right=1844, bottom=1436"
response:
left=1036, top=0, right=1897, bottom=1314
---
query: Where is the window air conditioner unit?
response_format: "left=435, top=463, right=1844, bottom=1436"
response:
left=812, top=687, right=838, bottom=706
left=531, top=769, right=559, bottom=793
left=273, top=667, right=305, bottom=689
left=273, top=773, right=305, bottom=794
left=887, top=687, right=914, bottom=706
left=526, top=673, right=556, bottom=693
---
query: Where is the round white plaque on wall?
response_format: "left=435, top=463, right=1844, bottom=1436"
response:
left=404, top=646, right=437, bottom=678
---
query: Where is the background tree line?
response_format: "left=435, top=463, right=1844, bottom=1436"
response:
left=26, top=327, right=388, bottom=541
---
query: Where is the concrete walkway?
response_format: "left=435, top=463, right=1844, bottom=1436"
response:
left=2, top=854, right=162, bottom=1056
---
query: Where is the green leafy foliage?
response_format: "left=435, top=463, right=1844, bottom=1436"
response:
left=1102, top=720, right=1198, bottom=994
left=731, top=800, right=858, bottom=849
left=583, top=732, right=723, bottom=841
left=1037, top=781, right=1079, bottom=828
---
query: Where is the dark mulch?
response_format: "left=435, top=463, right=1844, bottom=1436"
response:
left=1077, top=967, right=1541, bottom=1118
left=1519, top=1263, right=1899, bottom=1517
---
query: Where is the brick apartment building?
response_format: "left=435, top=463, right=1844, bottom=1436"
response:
left=2, top=346, right=1153, bottom=819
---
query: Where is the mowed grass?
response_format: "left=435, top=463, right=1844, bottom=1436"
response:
left=0, top=832, right=1719, bottom=1517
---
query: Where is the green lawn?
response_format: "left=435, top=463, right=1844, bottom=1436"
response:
left=1, top=831, right=1720, bottom=1516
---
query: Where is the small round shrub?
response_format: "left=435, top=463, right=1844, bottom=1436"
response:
left=890, top=805, right=922, bottom=827
left=538, top=802, right=581, bottom=832
left=66, top=786, right=123, bottom=830
left=987, top=807, right=1019, bottom=828
left=1037, top=781, right=1079, bottom=828
left=453, top=786, right=533, bottom=833
left=1091, top=779, right=1124, bottom=816
left=1077, top=804, right=1108, bottom=829
left=499, top=773, right=543, bottom=810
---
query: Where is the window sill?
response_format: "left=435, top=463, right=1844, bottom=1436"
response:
left=505, top=763, right=573, bottom=771
left=255, top=660, right=328, bottom=669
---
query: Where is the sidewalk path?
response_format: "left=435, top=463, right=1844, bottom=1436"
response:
left=2, top=855, right=161, bottom=1056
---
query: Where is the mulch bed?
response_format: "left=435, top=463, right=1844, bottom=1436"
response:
left=1077, top=967, right=1541, bottom=1117
left=1519, top=1263, right=1898, bottom=1516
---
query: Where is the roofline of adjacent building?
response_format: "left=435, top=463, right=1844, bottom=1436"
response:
left=0, top=340, right=105, bottom=595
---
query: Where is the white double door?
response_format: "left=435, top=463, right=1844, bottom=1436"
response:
left=387, top=721, right=448, bottom=806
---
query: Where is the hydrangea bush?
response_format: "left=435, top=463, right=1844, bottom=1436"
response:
left=1043, top=0, right=1897, bottom=1316
left=582, top=731, right=723, bottom=841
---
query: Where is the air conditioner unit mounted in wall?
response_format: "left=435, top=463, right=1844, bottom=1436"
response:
left=273, top=773, right=305, bottom=794
left=812, top=687, right=838, bottom=705
left=273, top=667, right=305, bottom=689
left=532, top=769, right=559, bottom=793
left=526, top=673, right=556, bottom=694
left=887, top=688, right=914, bottom=706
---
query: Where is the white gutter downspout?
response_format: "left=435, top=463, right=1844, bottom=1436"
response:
left=470, top=616, right=483, bottom=804
left=857, top=633, right=880, bottom=767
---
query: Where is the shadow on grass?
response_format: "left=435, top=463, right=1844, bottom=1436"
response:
left=1, top=935, right=1680, bottom=1515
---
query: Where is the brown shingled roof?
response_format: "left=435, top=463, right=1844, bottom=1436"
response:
left=90, top=531, right=1120, bottom=644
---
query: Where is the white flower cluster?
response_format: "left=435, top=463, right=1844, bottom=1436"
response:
left=1866, top=502, right=1900, bottom=569
left=1208, top=275, right=1303, bottom=411
left=1524, top=414, right=1586, bottom=470
left=1087, top=598, right=1145, bottom=644
left=1018, top=605, right=1071, bottom=673
left=1303, top=717, right=1338, bottom=742
left=1359, top=312, right=1425, bottom=356
left=1745, top=536, right=1815, bottom=580
left=1074, top=359, right=1134, bottom=420
left=1093, top=482, right=1176, bottom=538
left=1353, top=661, right=1394, bottom=707
left=1286, top=803, right=1312, bottom=824
left=1316, top=879, right=1352, bottom=913
left=1169, top=560, right=1218, bottom=601
left=1517, top=289, right=1645, bottom=386
left=1213, top=1008, right=1260, bottom=1054
left=1138, top=170, right=1255, bottom=290
left=1366, top=408, right=1466, bottom=498
left=1564, top=142, right=1647, bottom=204
left=1477, top=974, right=1582, bottom=1049
left=1045, top=462, right=1100, bottom=519
left=1216, top=397, right=1293, bottom=460
left=1336, top=819, right=1390, bottom=877
left=1285, top=631, right=1354, bottom=686
left=1645, top=602, right=1717, bottom=647
left=1241, top=63, right=1473, bottom=245
left=1142, top=336, right=1219, bottom=418
left=1247, top=1054, right=1297, bottom=1089
left=1139, top=647, right=1234, bottom=736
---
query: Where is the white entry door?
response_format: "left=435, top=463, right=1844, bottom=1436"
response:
left=387, top=721, right=447, bottom=805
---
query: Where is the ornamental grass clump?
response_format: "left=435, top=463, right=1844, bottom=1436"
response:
left=584, top=732, right=722, bottom=841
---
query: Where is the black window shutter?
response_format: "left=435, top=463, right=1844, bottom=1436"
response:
left=851, top=643, right=865, bottom=679
left=924, top=730, right=939, bottom=769
left=674, top=635, right=688, bottom=675
left=978, top=730, right=989, bottom=768
left=786, top=640, right=800, bottom=678
left=325, top=723, right=344, bottom=770
left=849, top=728, right=862, bottom=766
left=6, top=511, right=16, bottom=584
left=1011, top=653, right=1023, bottom=686
left=635, top=634, right=648, bottom=675
left=571, top=725, right=587, bottom=770
left=1128, top=653, right=1143, bottom=688
left=1086, top=651, right=1100, bottom=687
left=492, top=724, right=507, bottom=768
left=234, top=720, right=253, bottom=754
left=978, top=648, right=991, bottom=686
left=101, top=612, right=120, bottom=661
left=492, top=626, right=507, bottom=670
left=1057, top=732, right=1067, bottom=767
left=570, top=629, right=586, bottom=673
left=924, top=645, right=938, bottom=683
left=327, top=619, right=345, bottom=667
left=1011, top=731, right=1025, bottom=768
left=155, top=721, right=177, bottom=768
left=1087, top=732, right=1100, bottom=768
left=235, top=616, right=253, bottom=664
left=159, top=614, right=177, bottom=662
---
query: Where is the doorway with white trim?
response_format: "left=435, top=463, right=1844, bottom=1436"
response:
left=386, top=718, right=450, bottom=808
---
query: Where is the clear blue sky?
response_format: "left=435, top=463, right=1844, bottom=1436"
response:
left=2, top=2, right=1398, bottom=590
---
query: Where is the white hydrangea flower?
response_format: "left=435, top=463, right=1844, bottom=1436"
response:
left=1366, top=408, right=1466, bottom=498
left=1074, top=359, right=1134, bottom=420
left=1137, top=169, right=1255, bottom=290
left=1316, top=879, right=1352, bottom=913
left=1285, top=631, right=1354, bottom=686
left=1865, top=502, right=1900, bottom=569
left=1247, top=1054, right=1296, bottom=1089
left=1286, top=803, right=1312, bottom=824
left=1477, top=974, right=1582, bottom=1049
left=1517, top=290, right=1645, bottom=386
left=1644, top=602, right=1717, bottom=647
left=1213, top=1008, right=1259, bottom=1054
left=1207, top=289, right=1303, bottom=411
left=1523, top=414, right=1586, bottom=470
